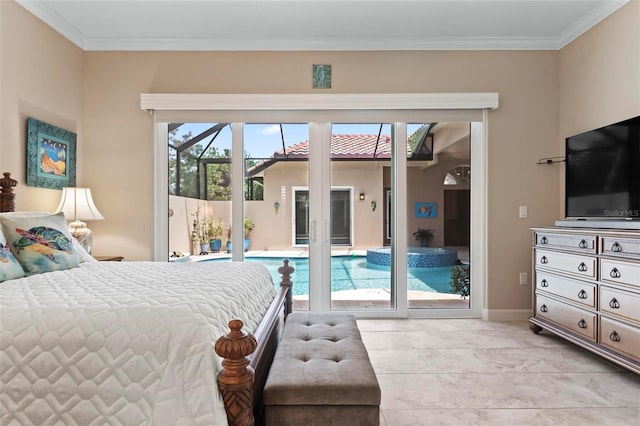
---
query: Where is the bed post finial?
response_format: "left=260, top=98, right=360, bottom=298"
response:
left=215, top=319, right=258, bottom=426
left=0, top=172, right=18, bottom=213
left=278, top=259, right=295, bottom=315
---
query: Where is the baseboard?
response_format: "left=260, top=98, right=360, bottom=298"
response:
left=482, top=309, right=531, bottom=322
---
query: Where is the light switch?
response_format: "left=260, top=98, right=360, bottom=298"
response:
left=519, top=206, right=528, bottom=218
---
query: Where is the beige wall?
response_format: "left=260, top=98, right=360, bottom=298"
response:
left=2, top=0, right=638, bottom=314
left=0, top=1, right=84, bottom=211
left=558, top=0, right=640, bottom=216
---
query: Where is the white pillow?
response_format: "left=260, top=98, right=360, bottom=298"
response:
left=73, top=237, right=98, bottom=263
left=0, top=211, right=55, bottom=218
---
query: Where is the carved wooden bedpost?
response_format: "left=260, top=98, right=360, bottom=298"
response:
left=0, top=172, right=17, bottom=213
left=278, top=259, right=295, bottom=316
left=215, top=320, right=258, bottom=426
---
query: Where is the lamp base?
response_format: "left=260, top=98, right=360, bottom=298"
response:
left=69, top=220, right=93, bottom=254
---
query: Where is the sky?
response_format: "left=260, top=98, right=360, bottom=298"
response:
left=176, top=123, right=424, bottom=159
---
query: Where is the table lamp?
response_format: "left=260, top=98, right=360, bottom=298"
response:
left=55, top=187, right=105, bottom=254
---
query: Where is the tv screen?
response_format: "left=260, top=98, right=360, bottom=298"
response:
left=565, top=116, right=640, bottom=219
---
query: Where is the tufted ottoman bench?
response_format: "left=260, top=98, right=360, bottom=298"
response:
left=263, top=312, right=380, bottom=426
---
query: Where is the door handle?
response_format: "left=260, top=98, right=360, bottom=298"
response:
left=310, top=219, right=316, bottom=242
left=324, top=219, right=330, bottom=243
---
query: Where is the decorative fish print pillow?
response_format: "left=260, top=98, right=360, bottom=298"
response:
left=0, top=212, right=79, bottom=275
left=0, top=230, right=25, bottom=282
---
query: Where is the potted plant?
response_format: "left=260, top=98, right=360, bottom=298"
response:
left=191, top=208, right=210, bottom=255
left=412, top=228, right=435, bottom=247
left=226, top=218, right=255, bottom=253
left=450, top=262, right=470, bottom=298
left=243, top=217, right=255, bottom=252
left=208, top=218, right=225, bottom=253
left=225, top=225, right=232, bottom=253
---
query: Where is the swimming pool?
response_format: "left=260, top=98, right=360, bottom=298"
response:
left=207, top=256, right=460, bottom=296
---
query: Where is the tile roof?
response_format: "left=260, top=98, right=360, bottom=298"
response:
left=274, top=134, right=392, bottom=159
left=247, top=134, right=394, bottom=176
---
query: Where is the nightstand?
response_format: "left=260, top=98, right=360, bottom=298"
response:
left=94, top=256, right=124, bottom=262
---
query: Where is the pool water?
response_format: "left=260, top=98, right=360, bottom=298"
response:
left=211, top=256, right=460, bottom=296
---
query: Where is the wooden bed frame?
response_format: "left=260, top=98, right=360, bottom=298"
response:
left=0, top=172, right=292, bottom=426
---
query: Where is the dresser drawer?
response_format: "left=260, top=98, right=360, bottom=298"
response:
left=600, top=258, right=640, bottom=288
left=534, top=231, right=596, bottom=254
left=600, top=286, right=640, bottom=323
left=599, top=317, right=640, bottom=362
left=536, top=271, right=596, bottom=308
left=535, top=249, right=597, bottom=280
left=535, top=294, right=597, bottom=341
left=601, top=235, right=640, bottom=259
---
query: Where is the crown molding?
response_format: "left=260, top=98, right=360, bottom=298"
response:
left=556, top=0, right=628, bottom=48
left=87, top=36, right=565, bottom=51
left=16, top=0, right=88, bottom=50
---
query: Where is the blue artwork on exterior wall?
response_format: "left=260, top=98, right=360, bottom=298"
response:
left=415, top=202, right=437, bottom=218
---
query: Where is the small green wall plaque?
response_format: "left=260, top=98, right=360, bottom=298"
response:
left=312, top=64, right=332, bottom=89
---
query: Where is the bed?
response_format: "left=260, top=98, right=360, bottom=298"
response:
left=0, top=172, right=293, bottom=426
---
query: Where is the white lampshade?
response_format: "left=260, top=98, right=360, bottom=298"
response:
left=55, top=187, right=105, bottom=222
left=55, top=187, right=104, bottom=254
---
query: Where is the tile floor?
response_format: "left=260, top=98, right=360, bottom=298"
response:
left=357, top=319, right=640, bottom=426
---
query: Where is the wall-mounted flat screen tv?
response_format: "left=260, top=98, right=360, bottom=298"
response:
left=565, top=116, right=640, bottom=219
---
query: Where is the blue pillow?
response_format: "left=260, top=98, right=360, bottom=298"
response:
left=0, top=229, right=25, bottom=282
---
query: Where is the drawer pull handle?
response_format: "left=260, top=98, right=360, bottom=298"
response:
left=578, top=290, right=588, bottom=299
left=609, top=268, right=621, bottom=279
left=540, top=236, right=548, bottom=244
left=540, top=304, right=548, bottom=313
left=540, top=256, right=548, bottom=264
left=578, top=239, right=588, bottom=249
left=577, top=262, right=588, bottom=272
left=609, top=298, right=620, bottom=309
left=540, top=279, right=549, bottom=287
left=578, top=319, right=587, bottom=329
left=609, top=331, right=620, bottom=342
left=611, top=242, right=622, bottom=252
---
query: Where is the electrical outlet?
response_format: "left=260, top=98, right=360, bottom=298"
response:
left=519, top=272, right=528, bottom=285
left=519, top=206, right=528, bottom=218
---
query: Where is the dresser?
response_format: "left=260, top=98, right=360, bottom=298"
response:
left=530, top=227, right=640, bottom=374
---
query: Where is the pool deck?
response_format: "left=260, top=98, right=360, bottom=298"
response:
left=187, top=246, right=469, bottom=263
left=188, top=248, right=366, bottom=262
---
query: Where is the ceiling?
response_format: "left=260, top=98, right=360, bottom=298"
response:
left=16, top=0, right=628, bottom=51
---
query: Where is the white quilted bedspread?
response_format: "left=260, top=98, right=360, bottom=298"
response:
left=0, top=261, right=277, bottom=426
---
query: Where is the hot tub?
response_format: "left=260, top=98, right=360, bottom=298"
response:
left=366, top=246, right=458, bottom=268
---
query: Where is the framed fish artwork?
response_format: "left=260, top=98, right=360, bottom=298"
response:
left=26, top=117, right=76, bottom=190
left=415, top=202, right=437, bottom=218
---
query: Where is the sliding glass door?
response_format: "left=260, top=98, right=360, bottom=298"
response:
left=160, top=107, right=485, bottom=318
